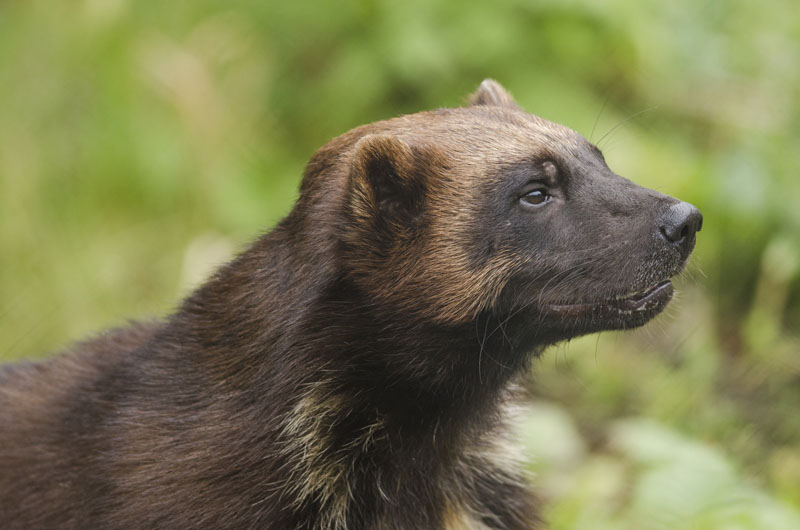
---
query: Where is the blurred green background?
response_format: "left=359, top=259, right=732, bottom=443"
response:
left=1, top=0, right=799, bottom=528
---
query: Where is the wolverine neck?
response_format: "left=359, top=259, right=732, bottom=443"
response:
left=175, top=225, right=532, bottom=435
left=163, top=224, right=533, bottom=527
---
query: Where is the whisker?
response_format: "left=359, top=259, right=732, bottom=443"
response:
left=596, top=105, right=659, bottom=149
left=590, top=94, right=612, bottom=143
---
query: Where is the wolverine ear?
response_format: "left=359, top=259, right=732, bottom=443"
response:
left=349, top=134, right=425, bottom=222
left=469, top=79, right=520, bottom=109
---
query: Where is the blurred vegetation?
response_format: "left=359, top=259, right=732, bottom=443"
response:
left=1, top=0, right=798, bottom=528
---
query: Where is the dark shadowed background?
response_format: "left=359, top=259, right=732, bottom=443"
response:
left=1, top=1, right=799, bottom=528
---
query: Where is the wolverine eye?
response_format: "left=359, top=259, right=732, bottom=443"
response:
left=520, top=188, right=551, bottom=207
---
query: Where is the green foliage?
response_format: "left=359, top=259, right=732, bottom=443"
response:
left=1, top=0, right=798, bottom=526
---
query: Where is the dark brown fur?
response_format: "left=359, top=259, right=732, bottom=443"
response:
left=0, top=80, right=700, bottom=529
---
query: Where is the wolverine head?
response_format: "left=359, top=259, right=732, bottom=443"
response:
left=305, top=80, right=700, bottom=347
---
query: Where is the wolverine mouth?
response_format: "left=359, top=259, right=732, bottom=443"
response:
left=547, top=280, right=674, bottom=321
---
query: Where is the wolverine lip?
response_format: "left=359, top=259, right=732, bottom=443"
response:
left=548, top=280, right=674, bottom=318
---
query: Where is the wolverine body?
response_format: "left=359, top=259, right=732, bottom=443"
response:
left=0, top=81, right=701, bottom=529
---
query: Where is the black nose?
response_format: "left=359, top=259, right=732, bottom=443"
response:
left=659, top=201, right=702, bottom=254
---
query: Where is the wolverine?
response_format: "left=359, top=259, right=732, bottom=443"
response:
left=0, top=80, right=701, bottom=529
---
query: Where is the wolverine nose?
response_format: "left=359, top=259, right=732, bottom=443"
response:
left=659, top=201, right=703, bottom=255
